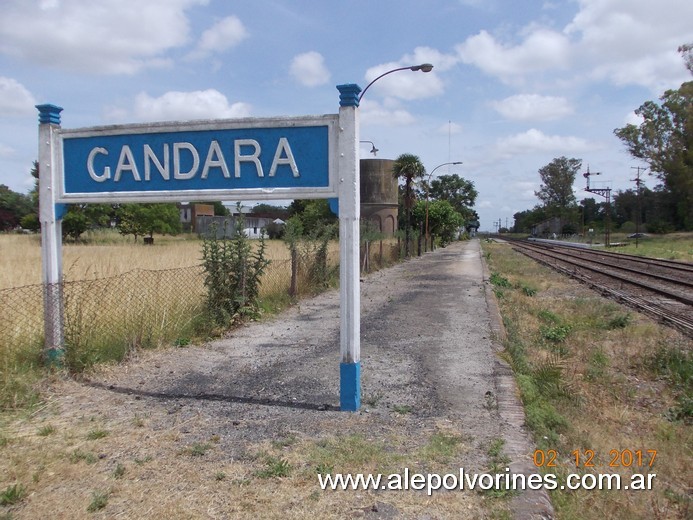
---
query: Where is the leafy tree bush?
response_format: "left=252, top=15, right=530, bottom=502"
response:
left=62, top=208, right=90, bottom=240
left=201, top=213, right=270, bottom=327
left=412, top=199, right=463, bottom=246
left=116, top=203, right=180, bottom=241
left=0, top=184, right=33, bottom=230
left=263, top=220, right=285, bottom=239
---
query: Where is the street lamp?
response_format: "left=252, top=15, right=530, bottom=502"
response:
left=360, top=140, right=379, bottom=156
left=425, top=161, right=463, bottom=249
left=358, top=63, right=434, bottom=102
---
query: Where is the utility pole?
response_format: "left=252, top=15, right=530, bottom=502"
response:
left=583, top=166, right=612, bottom=246
left=630, top=166, right=647, bottom=249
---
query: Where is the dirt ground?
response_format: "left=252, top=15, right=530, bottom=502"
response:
left=1, top=240, right=551, bottom=519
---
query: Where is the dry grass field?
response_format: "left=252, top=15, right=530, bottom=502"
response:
left=0, top=232, right=295, bottom=290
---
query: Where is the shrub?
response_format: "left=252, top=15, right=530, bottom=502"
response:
left=201, top=212, right=270, bottom=327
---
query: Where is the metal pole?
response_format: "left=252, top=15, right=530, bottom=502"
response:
left=336, top=84, right=361, bottom=411
left=36, top=104, right=65, bottom=366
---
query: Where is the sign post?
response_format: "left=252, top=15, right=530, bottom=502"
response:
left=336, top=84, right=361, bottom=411
left=37, top=104, right=66, bottom=365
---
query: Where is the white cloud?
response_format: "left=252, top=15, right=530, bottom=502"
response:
left=565, top=0, right=693, bottom=91
left=289, top=51, right=330, bottom=87
left=359, top=99, right=416, bottom=127
left=187, top=16, right=248, bottom=60
left=0, top=77, right=37, bottom=115
left=363, top=60, right=443, bottom=101
left=623, top=111, right=643, bottom=126
left=402, top=46, right=458, bottom=72
left=509, top=180, right=538, bottom=200
left=133, top=90, right=251, bottom=121
left=0, top=0, right=205, bottom=75
left=491, top=94, right=573, bottom=121
left=496, top=128, right=592, bottom=157
left=456, top=28, right=570, bottom=84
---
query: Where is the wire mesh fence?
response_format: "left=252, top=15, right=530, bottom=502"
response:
left=1, top=238, right=403, bottom=373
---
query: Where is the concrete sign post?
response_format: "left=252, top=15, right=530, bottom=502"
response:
left=336, top=84, right=361, bottom=411
left=37, top=104, right=66, bottom=365
left=37, top=86, right=363, bottom=410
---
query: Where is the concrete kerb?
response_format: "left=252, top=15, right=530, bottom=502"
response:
left=479, top=243, right=556, bottom=520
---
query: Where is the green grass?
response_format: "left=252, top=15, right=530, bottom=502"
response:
left=646, top=345, right=692, bottom=423
left=112, top=463, right=126, bottom=479
left=86, top=428, right=109, bottom=440
left=69, top=449, right=98, bottom=464
left=271, top=434, right=298, bottom=450
left=87, top=490, right=109, bottom=512
left=0, top=483, right=27, bottom=506
left=392, top=404, right=413, bottom=414
left=418, top=431, right=465, bottom=462
left=254, top=456, right=291, bottom=478
left=187, top=442, right=213, bottom=457
left=307, top=434, right=401, bottom=474
left=37, top=424, right=56, bottom=436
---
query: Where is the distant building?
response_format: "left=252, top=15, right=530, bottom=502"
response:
left=195, top=204, right=286, bottom=239
left=532, top=217, right=563, bottom=237
left=179, top=203, right=214, bottom=232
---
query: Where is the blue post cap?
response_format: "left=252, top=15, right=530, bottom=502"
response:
left=36, top=104, right=63, bottom=125
left=337, top=84, right=361, bottom=107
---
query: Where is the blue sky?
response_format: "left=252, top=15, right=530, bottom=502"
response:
left=1, top=0, right=691, bottom=230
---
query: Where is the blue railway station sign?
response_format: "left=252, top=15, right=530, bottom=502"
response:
left=38, top=83, right=362, bottom=411
left=56, top=115, right=339, bottom=203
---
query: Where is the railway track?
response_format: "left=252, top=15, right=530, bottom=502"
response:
left=501, top=237, right=693, bottom=337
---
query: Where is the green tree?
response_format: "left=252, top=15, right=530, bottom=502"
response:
left=428, top=174, right=478, bottom=220
left=0, top=184, right=33, bottom=230
left=287, top=199, right=336, bottom=237
left=535, top=157, right=581, bottom=220
left=253, top=203, right=289, bottom=218
left=116, top=203, right=181, bottom=241
left=393, top=153, right=426, bottom=257
left=513, top=206, right=547, bottom=234
left=412, top=199, right=463, bottom=246
left=614, top=80, right=693, bottom=230
left=62, top=207, right=90, bottom=240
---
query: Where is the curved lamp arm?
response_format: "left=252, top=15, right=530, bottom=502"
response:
left=358, top=63, right=434, bottom=102
left=427, top=161, right=463, bottom=183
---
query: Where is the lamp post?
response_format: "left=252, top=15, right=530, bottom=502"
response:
left=425, top=161, right=462, bottom=249
left=360, top=140, right=379, bottom=156
left=358, top=63, right=433, bottom=102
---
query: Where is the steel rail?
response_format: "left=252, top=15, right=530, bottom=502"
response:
left=507, top=241, right=693, bottom=337
left=516, top=241, right=693, bottom=297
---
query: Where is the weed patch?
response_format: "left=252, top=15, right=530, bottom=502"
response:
left=86, top=428, right=109, bottom=440
left=254, top=455, right=291, bottom=478
left=37, top=424, right=55, bottom=436
left=87, top=490, right=109, bottom=512
left=0, top=483, right=26, bottom=506
left=419, top=431, right=465, bottom=463
left=392, top=404, right=413, bottom=414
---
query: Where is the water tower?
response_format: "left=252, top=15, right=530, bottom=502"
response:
left=360, top=159, right=398, bottom=235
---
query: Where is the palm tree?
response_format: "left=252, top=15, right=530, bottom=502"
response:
left=393, top=153, right=426, bottom=257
